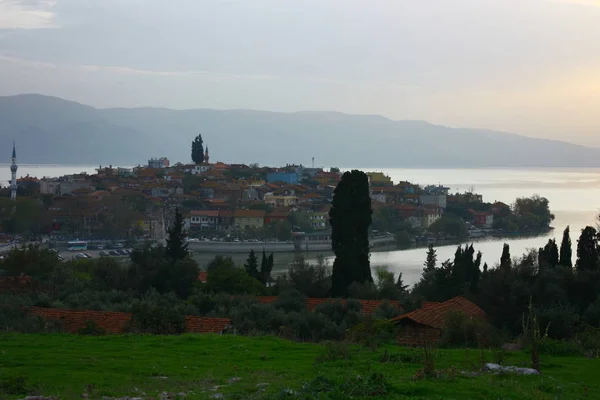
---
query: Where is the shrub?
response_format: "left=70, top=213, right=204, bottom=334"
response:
left=274, top=289, right=307, bottom=313
left=538, top=304, right=581, bottom=340
left=0, top=307, right=63, bottom=333
left=374, top=300, right=402, bottom=319
left=0, top=374, right=29, bottom=395
left=77, top=320, right=107, bottom=336
left=537, top=338, right=581, bottom=356
left=341, top=372, right=390, bottom=397
left=347, top=318, right=396, bottom=349
left=577, top=327, right=600, bottom=357
left=315, top=341, right=353, bottom=363
left=129, top=291, right=186, bottom=334
left=440, top=312, right=500, bottom=348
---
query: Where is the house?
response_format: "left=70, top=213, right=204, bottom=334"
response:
left=187, top=210, right=220, bottom=232
left=447, top=192, right=483, bottom=205
left=469, top=209, right=494, bottom=228
left=420, top=194, right=447, bottom=209
left=370, top=191, right=387, bottom=204
left=391, top=296, right=486, bottom=346
left=491, top=202, right=510, bottom=215
left=265, top=210, right=290, bottom=225
left=264, top=193, right=298, bottom=207
left=367, top=172, right=393, bottom=186
left=266, top=171, right=299, bottom=185
left=148, top=157, right=170, bottom=169
left=233, top=209, right=266, bottom=231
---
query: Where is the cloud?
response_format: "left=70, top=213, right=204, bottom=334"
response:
left=0, top=0, right=57, bottom=29
left=550, top=0, right=600, bottom=7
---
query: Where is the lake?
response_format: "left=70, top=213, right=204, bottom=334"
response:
left=2, top=164, right=599, bottom=286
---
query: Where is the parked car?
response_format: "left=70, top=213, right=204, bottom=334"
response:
left=84, top=253, right=93, bottom=259
left=97, top=245, right=105, bottom=250
left=109, top=250, right=119, bottom=256
left=115, top=243, right=124, bottom=248
left=99, top=251, right=109, bottom=257
left=116, top=249, right=127, bottom=256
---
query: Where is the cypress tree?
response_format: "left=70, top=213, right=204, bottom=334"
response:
left=165, top=209, right=189, bottom=261
left=559, top=226, right=573, bottom=267
left=576, top=226, right=599, bottom=272
left=500, top=243, right=512, bottom=271
left=329, top=170, right=373, bottom=297
left=424, top=244, right=437, bottom=272
left=191, top=134, right=205, bottom=164
left=244, top=249, right=260, bottom=280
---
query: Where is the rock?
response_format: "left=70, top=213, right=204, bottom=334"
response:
left=211, top=394, right=224, bottom=399
left=256, top=383, right=269, bottom=388
left=460, top=371, right=480, bottom=377
left=484, top=363, right=540, bottom=375
left=228, top=377, right=241, bottom=383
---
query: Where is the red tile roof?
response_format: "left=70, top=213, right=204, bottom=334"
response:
left=233, top=209, right=266, bottom=218
left=198, top=271, right=208, bottom=283
left=190, top=210, right=220, bottom=217
left=391, top=296, right=485, bottom=330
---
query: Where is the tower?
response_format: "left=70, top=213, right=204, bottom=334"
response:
left=204, top=146, right=210, bottom=164
left=10, top=141, right=17, bottom=201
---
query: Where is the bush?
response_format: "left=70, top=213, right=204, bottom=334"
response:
left=347, top=318, right=397, bottom=349
left=0, top=374, right=29, bottom=396
left=0, top=307, right=63, bottom=333
left=440, top=312, right=500, bottom=348
left=577, top=327, right=600, bottom=357
left=315, top=341, right=354, bottom=363
left=537, top=338, right=581, bottom=356
left=341, top=372, right=390, bottom=397
left=538, top=304, right=581, bottom=340
left=129, top=291, right=186, bottom=334
left=77, top=320, right=107, bottom=336
left=274, top=289, right=307, bottom=313
left=374, top=300, right=402, bottom=319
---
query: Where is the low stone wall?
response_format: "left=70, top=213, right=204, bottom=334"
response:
left=25, top=307, right=231, bottom=334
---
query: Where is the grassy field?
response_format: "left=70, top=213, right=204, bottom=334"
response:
left=1, top=334, right=598, bottom=399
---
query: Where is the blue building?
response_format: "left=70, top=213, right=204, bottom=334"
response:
left=267, top=171, right=299, bottom=184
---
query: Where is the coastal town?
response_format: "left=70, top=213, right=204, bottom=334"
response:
left=1, top=139, right=553, bottom=254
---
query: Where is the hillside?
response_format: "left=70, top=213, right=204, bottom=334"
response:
left=1, top=94, right=600, bottom=167
left=1, top=334, right=597, bottom=399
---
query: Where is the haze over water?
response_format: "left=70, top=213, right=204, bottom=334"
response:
left=3, top=165, right=598, bottom=286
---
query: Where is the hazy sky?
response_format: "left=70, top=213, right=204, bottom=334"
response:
left=1, top=0, right=599, bottom=146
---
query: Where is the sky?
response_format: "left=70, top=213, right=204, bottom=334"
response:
left=1, top=0, right=599, bottom=146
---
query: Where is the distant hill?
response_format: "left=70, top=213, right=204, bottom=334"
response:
left=1, top=93, right=599, bottom=168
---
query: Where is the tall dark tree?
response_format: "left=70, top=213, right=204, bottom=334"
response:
left=259, top=251, right=274, bottom=285
left=244, top=249, right=260, bottom=280
left=539, top=239, right=559, bottom=273
left=559, top=226, right=573, bottom=267
left=576, top=226, right=600, bottom=272
left=165, top=209, right=189, bottom=261
left=424, top=244, right=437, bottom=272
left=191, top=134, right=205, bottom=164
left=500, top=243, right=512, bottom=271
left=329, top=170, right=373, bottom=297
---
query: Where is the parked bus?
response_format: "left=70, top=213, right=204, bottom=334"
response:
left=66, top=241, right=88, bottom=251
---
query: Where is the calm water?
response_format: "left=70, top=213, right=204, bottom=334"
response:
left=2, top=165, right=599, bottom=286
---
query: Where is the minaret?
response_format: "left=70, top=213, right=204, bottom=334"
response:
left=10, top=141, right=17, bottom=201
left=204, top=146, right=210, bottom=164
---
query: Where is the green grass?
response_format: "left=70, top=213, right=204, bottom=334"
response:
left=1, top=334, right=598, bottom=399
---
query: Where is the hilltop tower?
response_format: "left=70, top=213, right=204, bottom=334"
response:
left=10, top=142, right=17, bottom=201
left=204, top=146, right=210, bottom=164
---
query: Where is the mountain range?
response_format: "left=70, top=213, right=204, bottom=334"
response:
left=1, top=94, right=599, bottom=168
